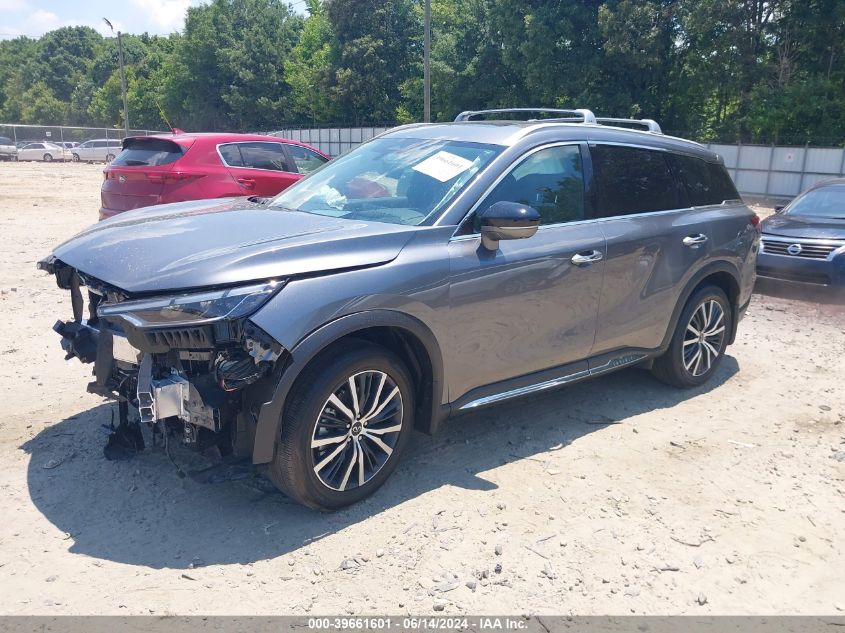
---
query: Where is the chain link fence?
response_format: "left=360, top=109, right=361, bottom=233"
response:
left=0, top=124, right=167, bottom=148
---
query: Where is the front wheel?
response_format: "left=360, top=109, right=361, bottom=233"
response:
left=652, top=285, right=732, bottom=389
left=268, top=341, right=414, bottom=510
left=71, top=153, right=80, bottom=162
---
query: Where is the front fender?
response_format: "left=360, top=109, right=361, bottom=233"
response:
left=251, top=309, right=446, bottom=464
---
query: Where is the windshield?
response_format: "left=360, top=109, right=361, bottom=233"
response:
left=785, top=184, right=845, bottom=219
left=268, top=137, right=502, bottom=225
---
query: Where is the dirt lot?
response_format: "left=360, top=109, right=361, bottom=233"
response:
left=0, top=162, right=843, bottom=616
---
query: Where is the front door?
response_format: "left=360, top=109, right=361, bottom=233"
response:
left=447, top=143, right=606, bottom=400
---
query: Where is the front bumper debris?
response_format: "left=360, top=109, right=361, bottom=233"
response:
left=43, top=259, right=286, bottom=462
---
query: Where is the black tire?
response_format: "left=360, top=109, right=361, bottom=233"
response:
left=268, top=340, right=414, bottom=510
left=71, top=153, right=80, bottom=162
left=43, top=153, right=53, bottom=162
left=652, top=285, right=732, bottom=389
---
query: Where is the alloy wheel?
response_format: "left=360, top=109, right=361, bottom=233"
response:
left=683, top=299, right=726, bottom=377
left=311, top=370, right=403, bottom=492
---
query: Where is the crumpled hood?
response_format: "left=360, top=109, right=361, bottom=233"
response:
left=762, top=213, right=845, bottom=240
left=51, top=197, right=420, bottom=294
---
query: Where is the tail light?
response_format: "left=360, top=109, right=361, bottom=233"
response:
left=146, top=172, right=204, bottom=184
left=103, top=171, right=204, bottom=184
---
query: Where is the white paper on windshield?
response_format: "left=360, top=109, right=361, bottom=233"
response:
left=412, top=151, right=474, bottom=182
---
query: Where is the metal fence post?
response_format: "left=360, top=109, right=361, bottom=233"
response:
left=764, top=143, right=775, bottom=198
left=839, top=146, right=845, bottom=176
left=798, top=141, right=809, bottom=193
left=734, top=143, right=742, bottom=182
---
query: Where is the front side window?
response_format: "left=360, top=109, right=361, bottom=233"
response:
left=592, top=145, right=680, bottom=217
left=784, top=184, right=845, bottom=219
left=287, top=144, right=329, bottom=174
left=269, top=137, right=501, bottom=226
left=474, top=145, right=585, bottom=230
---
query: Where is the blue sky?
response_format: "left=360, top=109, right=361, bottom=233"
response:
left=0, top=0, right=211, bottom=39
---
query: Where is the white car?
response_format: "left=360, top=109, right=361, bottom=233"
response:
left=0, top=136, right=16, bottom=161
left=17, top=142, right=70, bottom=162
left=71, top=139, right=123, bottom=163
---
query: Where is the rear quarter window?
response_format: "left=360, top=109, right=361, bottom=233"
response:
left=672, top=154, right=741, bottom=206
left=591, top=144, right=681, bottom=217
left=111, top=138, right=184, bottom=167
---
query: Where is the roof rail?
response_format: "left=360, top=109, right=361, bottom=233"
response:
left=595, top=117, right=662, bottom=134
left=454, top=108, right=597, bottom=124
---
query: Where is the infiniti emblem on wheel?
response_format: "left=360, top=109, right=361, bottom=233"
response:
left=787, top=243, right=802, bottom=255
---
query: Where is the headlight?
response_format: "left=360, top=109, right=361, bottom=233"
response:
left=97, top=280, right=283, bottom=328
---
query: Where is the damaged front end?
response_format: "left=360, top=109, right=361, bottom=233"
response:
left=38, top=255, right=286, bottom=461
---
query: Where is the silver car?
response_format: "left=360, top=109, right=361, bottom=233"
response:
left=0, top=136, right=16, bottom=161
left=39, top=108, right=759, bottom=509
left=17, top=142, right=70, bottom=162
left=71, top=138, right=123, bottom=163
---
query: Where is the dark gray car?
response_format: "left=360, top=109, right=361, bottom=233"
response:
left=39, top=109, right=759, bottom=509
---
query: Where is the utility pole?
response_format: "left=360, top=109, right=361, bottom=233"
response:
left=103, top=18, right=130, bottom=136
left=423, top=0, right=431, bottom=123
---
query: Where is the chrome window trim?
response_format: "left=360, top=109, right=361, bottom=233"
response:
left=216, top=141, right=298, bottom=175
left=459, top=353, right=647, bottom=410
left=447, top=140, right=745, bottom=241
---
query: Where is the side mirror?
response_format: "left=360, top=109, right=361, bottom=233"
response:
left=479, top=201, right=541, bottom=251
left=774, top=205, right=785, bottom=213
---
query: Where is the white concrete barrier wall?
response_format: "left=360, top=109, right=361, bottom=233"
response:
left=269, top=127, right=845, bottom=200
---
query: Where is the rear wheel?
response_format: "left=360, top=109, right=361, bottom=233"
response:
left=652, top=285, right=732, bottom=389
left=105, top=153, right=115, bottom=162
left=268, top=341, right=414, bottom=510
left=42, top=153, right=53, bottom=162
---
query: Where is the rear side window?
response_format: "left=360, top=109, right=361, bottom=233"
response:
left=111, top=138, right=184, bottom=167
left=287, top=144, right=328, bottom=174
left=219, top=142, right=292, bottom=171
left=0, top=137, right=11, bottom=144
left=591, top=145, right=680, bottom=217
left=672, top=154, right=741, bottom=206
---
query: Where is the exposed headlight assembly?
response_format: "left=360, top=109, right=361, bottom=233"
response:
left=98, top=280, right=283, bottom=328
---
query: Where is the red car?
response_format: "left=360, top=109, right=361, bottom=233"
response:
left=100, top=133, right=329, bottom=219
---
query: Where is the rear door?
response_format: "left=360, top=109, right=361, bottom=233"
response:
left=101, top=138, right=186, bottom=213
left=589, top=143, right=709, bottom=355
left=447, top=143, right=606, bottom=399
left=218, top=141, right=300, bottom=196
left=20, top=143, right=42, bottom=160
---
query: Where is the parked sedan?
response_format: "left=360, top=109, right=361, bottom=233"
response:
left=99, top=132, right=329, bottom=218
left=757, top=179, right=845, bottom=288
left=16, top=142, right=70, bottom=162
left=0, top=136, right=16, bottom=161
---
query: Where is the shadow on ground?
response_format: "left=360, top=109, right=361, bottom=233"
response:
left=754, top=279, right=845, bottom=305
left=21, top=357, right=738, bottom=570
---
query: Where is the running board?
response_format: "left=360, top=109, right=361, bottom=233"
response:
left=459, top=353, right=647, bottom=411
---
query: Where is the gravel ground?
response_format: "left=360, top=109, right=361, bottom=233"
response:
left=0, top=162, right=843, bottom=615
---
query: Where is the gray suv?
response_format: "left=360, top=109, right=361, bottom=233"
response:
left=39, top=108, right=759, bottom=509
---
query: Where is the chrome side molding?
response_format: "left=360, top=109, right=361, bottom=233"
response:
left=459, top=352, right=647, bottom=410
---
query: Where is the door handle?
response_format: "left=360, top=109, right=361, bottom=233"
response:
left=237, top=177, right=256, bottom=189
left=683, top=234, right=708, bottom=247
left=571, top=250, right=603, bottom=266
